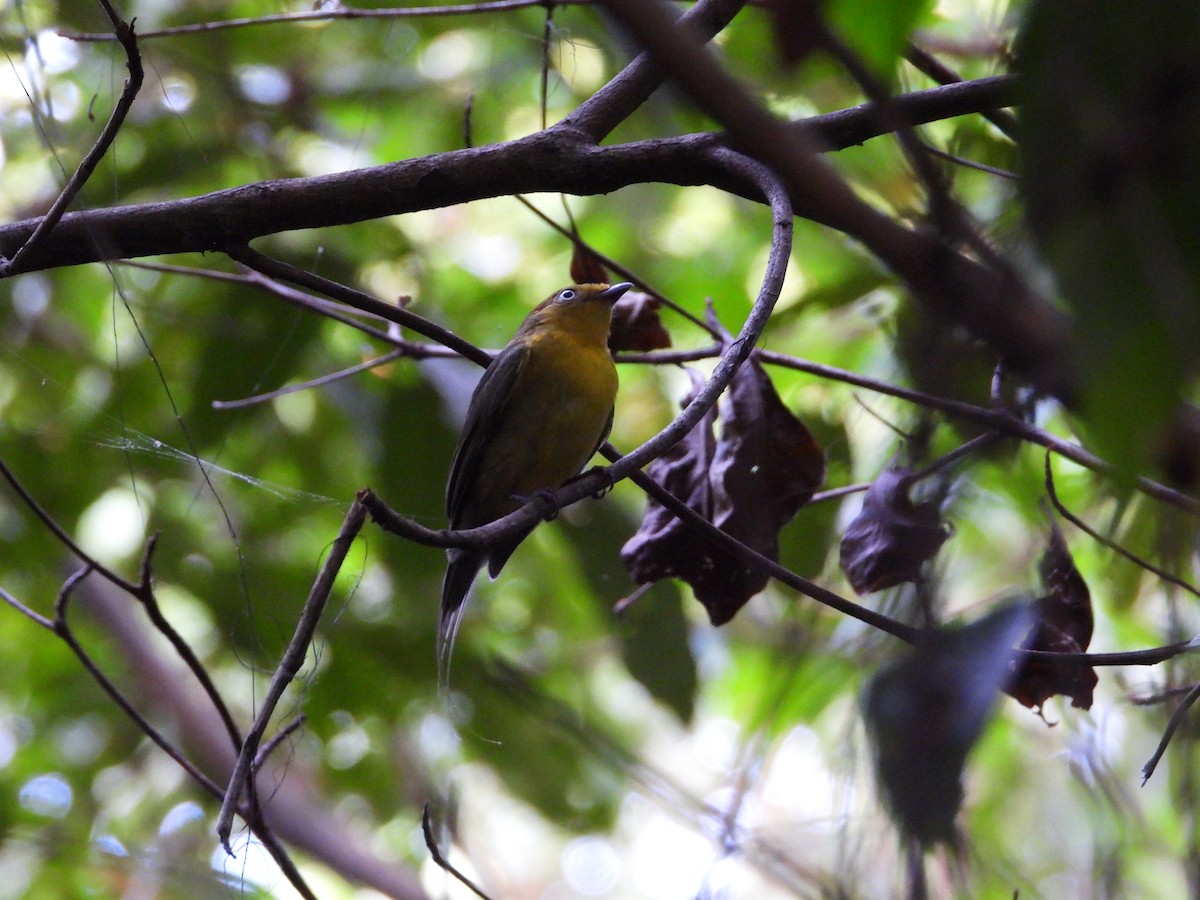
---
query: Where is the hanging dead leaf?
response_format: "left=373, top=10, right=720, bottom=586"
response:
left=701, top=332, right=825, bottom=622
left=620, top=370, right=720, bottom=599
left=763, top=0, right=825, bottom=69
left=621, top=313, right=825, bottom=624
left=839, top=467, right=951, bottom=594
left=569, top=242, right=609, bottom=284
left=1007, top=521, right=1098, bottom=712
left=609, top=291, right=672, bottom=353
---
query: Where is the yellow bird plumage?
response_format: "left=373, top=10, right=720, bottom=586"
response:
left=441, top=281, right=632, bottom=678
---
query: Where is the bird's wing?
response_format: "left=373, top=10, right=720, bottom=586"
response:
left=445, top=342, right=530, bottom=524
left=593, top=406, right=614, bottom=458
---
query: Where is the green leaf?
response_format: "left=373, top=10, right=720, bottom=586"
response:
left=613, top=583, right=697, bottom=723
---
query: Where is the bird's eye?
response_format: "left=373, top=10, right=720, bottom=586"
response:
left=558, top=289, right=576, bottom=302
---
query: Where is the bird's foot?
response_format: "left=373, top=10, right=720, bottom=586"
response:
left=576, top=465, right=614, bottom=499
left=511, top=488, right=561, bottom=521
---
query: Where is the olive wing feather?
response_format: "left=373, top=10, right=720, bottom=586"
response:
left=445, top=342, right=530, bottom=525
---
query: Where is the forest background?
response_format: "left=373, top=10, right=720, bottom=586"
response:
left=2, top=0, right=1200, bottom=897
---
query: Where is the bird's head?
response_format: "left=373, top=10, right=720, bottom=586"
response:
left=521, top=282, right=633, bottom=342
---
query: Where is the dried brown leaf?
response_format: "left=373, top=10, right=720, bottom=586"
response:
left=609, top=291, right=672, bottom=353
left=621, top=316, right=824, bottom=624
left=1007, top=521, right=1098, bottom=711
left=763, top=0, right=826, bottom=69
left=569, top=242, right=609, bottom=285
left=839, top=468, right=951, bottom=594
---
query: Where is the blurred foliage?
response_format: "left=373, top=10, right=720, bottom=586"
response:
left=0, top=0, right=1198, bottom=897
left=1019, top=0, right=1200, bottom=481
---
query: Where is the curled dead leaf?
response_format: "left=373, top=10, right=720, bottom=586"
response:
left=569, top=242, right=609, bottom=285
left=839, top=467, right=951, bottom=595
left=1007, top=521, right=1098, bottom=712
left=609, top=291, right=672, bottom=353
left=621, top=313, right=824, bottom=624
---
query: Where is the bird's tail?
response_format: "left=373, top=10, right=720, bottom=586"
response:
left=439, top=548, right=481, bottom=693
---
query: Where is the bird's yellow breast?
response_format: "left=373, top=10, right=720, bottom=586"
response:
left=503, top=328, right=615, bottom=490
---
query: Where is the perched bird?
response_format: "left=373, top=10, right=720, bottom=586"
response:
left=440, top=281, right=632, bottom=681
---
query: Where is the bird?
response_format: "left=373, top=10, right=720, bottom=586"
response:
left=440, top=281, right=633, bottom=684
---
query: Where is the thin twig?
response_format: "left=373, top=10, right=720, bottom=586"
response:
left=922, top=142, right=1018, bottom=180
left=822, top=25, right=1008, bottom=276
left=540, top=4, right=553, bottom=131
left=1, top=0, right=142, bottom=276
left=1021, top=639, right=1199, bottom=669
left=0, top=453, right=244, bottom=752
left=755, top=349, right=1200, bottom=515
left=422, top=804, right=494, bottom=899
left=0, top=474, right=315, bottom=895
left=808, top=482, right=870, bottom=504
left=612, top=581, right=654, bottom=615
left=254, top=715, right=307, bottom=770
left=904, top=43, right=1019, bottom=139
left=213, top=350, right=406, bottom=410
left=0, top=456, right=139, bottom=595
left=822, top=27, right=960, bottom=241
left=1044, top=453, right=1200, bottom=598
left=235, top=267, right=398, bottom=330
left=1131, top=683, right=1199, bottom=706
left=912, top=431, right=1005, bottom=481
left=130, top=534, right=244, bottom=749
left=228, top=246, right=491, bottom=368
left=0, top=583, right=54, bottom=630
left=52, top=568, right=225, bottom=797
left=1142, top=681, right=1200, bottom=785
left=216, top=497, right=368, bottom=851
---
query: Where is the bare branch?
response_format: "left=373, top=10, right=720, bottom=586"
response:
left=905, top=42, right=1019, bottom=139
left=213, top=349, right=406, bottom=410
left=423, top=805, right=495, bottom=900
left=1044, top=454, right=1200, bottom=598
left=62, top=0, right=602, bottom=42
left=0, top=456, right=139, bottom=595
left=229, top=247, right=492, bottom=367
left=1142, top=681, right=1200, bottom=785
left=74, top=569, right=428, bottom=898
left=51, top=569, right=226, bottom=798
left=564, top=0, right=748, bottom=140
left=216, top=497, right=368, bottom=852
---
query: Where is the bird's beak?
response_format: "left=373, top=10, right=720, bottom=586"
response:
left=596, top=282, right=634, bottom=304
